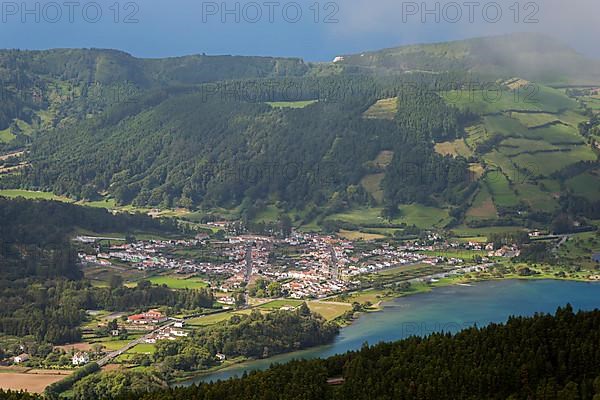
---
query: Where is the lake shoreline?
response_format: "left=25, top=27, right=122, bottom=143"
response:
left=174, top=275, right=600, bottom=385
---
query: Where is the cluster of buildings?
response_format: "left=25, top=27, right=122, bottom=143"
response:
left=144, top=325, right=189, bottom=344
left=219, top=233, right=358, bottom=298
left=76, top=229, right=523, bottom=300
left=487, top=245, right=521, bottom=258
left=127, top=309, right=168, bottom=325
left=76, top=236, right=208, bottom=271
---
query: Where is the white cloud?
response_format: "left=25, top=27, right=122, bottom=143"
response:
left=327, top=0, right=600, bottom=57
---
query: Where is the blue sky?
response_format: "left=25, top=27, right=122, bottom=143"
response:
left=0, top=0, right=597, bottom=60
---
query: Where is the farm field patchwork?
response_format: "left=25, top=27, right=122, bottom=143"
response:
left=513, top=183, right=559, bottom=212
left=327, top=205, right=450, bottom=229
left=464, top=123, right=490, bottom=149
left=442, top=85, right=576, bottom=114
left=483, top=115, right=530, bottom=138
left=451, top=225, right=528, bottom=240
left=520, top=124, right=584, bottom=145
left=497, top=138, right=563, bottom=156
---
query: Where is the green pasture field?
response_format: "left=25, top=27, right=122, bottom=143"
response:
left=0, top=189, right=70, bottom=201
left=509, top=112, right=560, bottom=128
left=485, top=172, right=519, bottom=208
left=511, top=145, right=596, bottom=176
left=257, top=299, right=304, bottom=310
left=148, top=275, right=209, bottom=290
left=306, top=301, right=351, bottom=321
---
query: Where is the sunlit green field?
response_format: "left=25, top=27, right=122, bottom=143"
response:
left=327, top=205, right=450, bottom=229
left=484, top=173, right=519, bottom=208
left=187, top=312, right=235, bottom=326
left=148, top=275, right=209, bottom=289
left=257, top=299, right=304, bottom=310
left=306, top=301, right=351, bottom=321
left=0, top=189, right=70, bottom=201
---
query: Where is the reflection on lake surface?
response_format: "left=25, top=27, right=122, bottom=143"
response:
left=182, top=279, right=600, bottom=384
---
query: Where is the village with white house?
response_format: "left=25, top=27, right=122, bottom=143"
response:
left=75, top=226, right=524, bottom=301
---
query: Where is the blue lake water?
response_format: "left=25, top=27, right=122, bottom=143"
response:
left=183, top=279, right=600, bottom=384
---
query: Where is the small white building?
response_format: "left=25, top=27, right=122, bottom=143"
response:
left=13, top=353, right=30, bottom=364
left=173, top=320, right=185, bottom=328
left=72, top=352, right=90, bottom=366
left=167, top=328, right=188, bottom=337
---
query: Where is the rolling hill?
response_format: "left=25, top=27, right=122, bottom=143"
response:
left=1, top=33, right=599, bottom=233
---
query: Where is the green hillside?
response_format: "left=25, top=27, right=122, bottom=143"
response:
left=1, top=33, right=599, bottom=234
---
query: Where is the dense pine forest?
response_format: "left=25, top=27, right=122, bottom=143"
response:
left=18, top=80, right=474, bottom=210
left=0, top=306, right=599, bottom=399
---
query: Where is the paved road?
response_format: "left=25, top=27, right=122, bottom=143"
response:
left=97, top=321, right=175, bottom=366
left=552, top=235, right=570, bottom=253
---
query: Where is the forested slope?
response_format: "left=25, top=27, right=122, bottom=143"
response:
left=19, top=78, right=473, bottom=210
